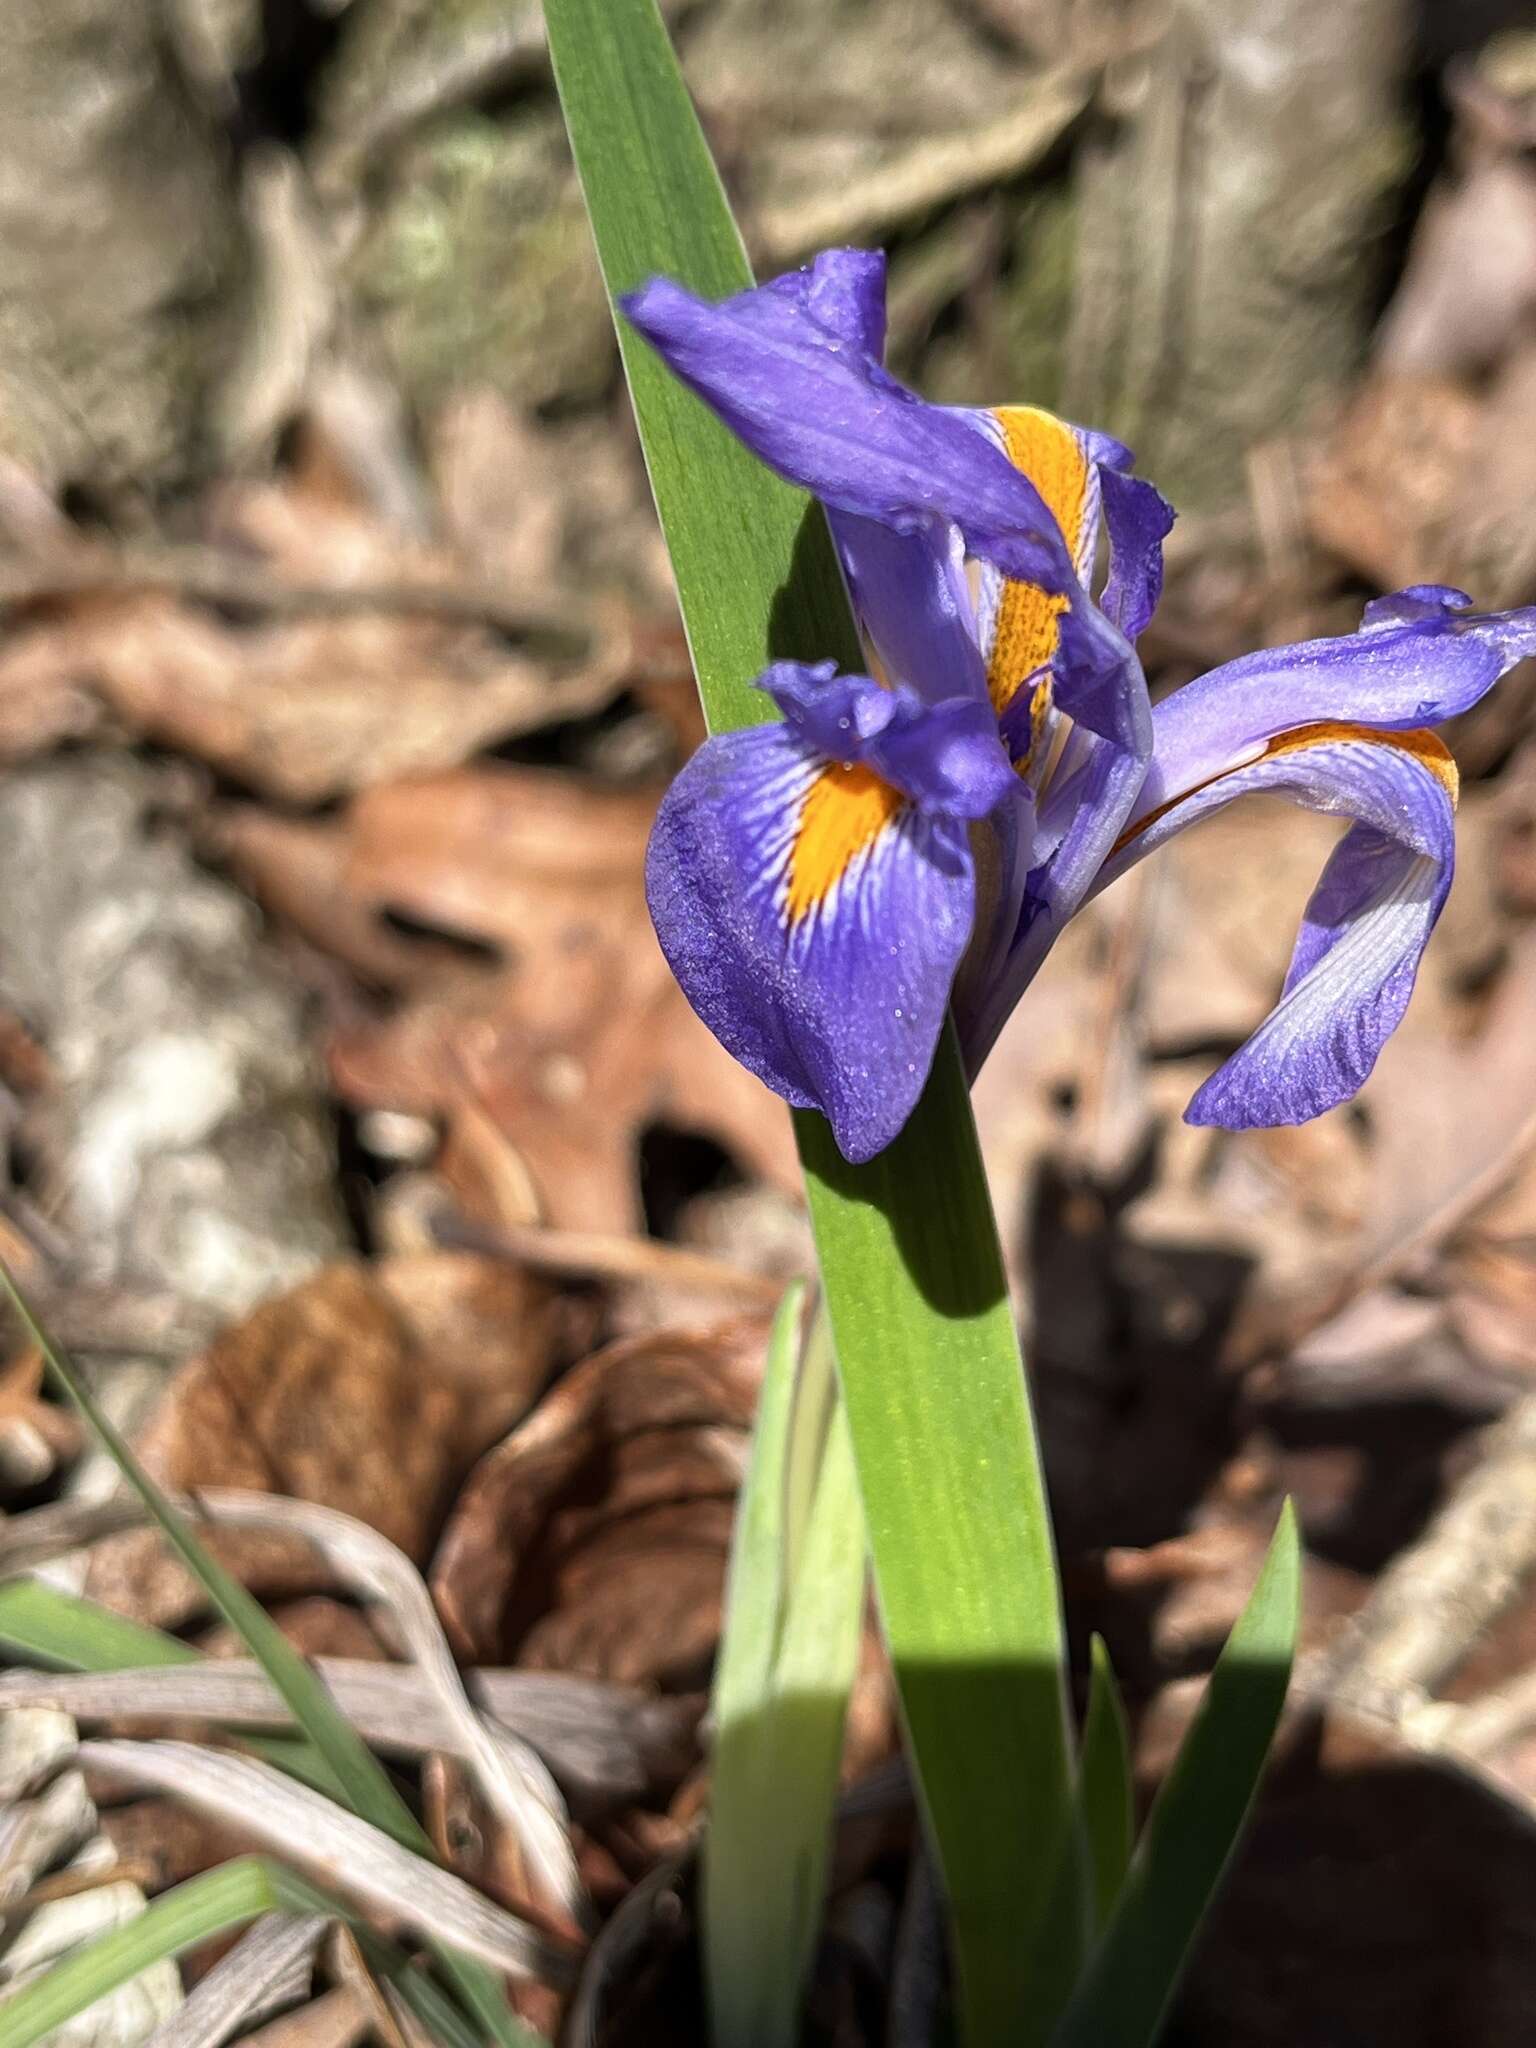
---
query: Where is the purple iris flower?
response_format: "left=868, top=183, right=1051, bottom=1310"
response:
left=626, top=249, right=1536, bottom=1165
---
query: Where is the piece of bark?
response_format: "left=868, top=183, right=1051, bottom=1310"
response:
left=0, top=755, right=348, bottom=1335
left=0, top=1, right=244, bottom=490
left=1065, top=0, right=1411, bottom=508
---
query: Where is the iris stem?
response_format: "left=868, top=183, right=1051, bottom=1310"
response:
left=543, top=0, right=1085, bottom=2035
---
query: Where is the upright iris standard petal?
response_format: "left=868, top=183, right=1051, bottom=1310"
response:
left=1094, top=723, right=1459, bottom=1125
left=622, top=267, right=1082, bottom=599
left=622, top=258, right=1149, bottom=730
left=829, top=510, right=990, bottom=711
left=645, top=662, right=1017, bottom=1163
left=962, top=406, right=1160, bottom=764
left=1095, top=459, right=1176, bottom=642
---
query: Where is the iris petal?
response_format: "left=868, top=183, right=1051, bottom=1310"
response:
left=1095, top=723, right=1458, bottom=1126
left=1096, top=461, right=1175, bottom=642
left=622, top=270, right=1079, bottom=596
left=645, top=663, right=1016, bottom=1162
left=1138, top=588, right=1536, bottom=815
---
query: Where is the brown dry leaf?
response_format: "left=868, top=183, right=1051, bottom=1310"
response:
left=1309, top=354, right=1536, bottom=608
left=0, top=1348, right=82, bottom=1491
left=201, top=1598, right=388, bottom=1664
left=87, top=1254, right=561, bottom=1626
left=6, top=591, right=620, bottom=805
left=215, top=808, right=453, bottom=991
left=421, top=1753, right=572, bottom=2043
left=1307, top=373, right=1485, bottom=595
left=432, top=1318, right=768, bottom=1686
left=0, top=618, right=104, bottom=762
left=305, top=767, right=797, bottom=1234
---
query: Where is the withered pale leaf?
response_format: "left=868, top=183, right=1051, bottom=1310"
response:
left=75, top=1741, right=573, bottom=1986
left=144, top=1913, right=327, bottom=2048
left=198, top=1490, right=585, bottom=1925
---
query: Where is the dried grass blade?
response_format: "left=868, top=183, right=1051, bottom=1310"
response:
left=196, top=1491, right=586, bottom=1927
left=75, top=1742, right=573, bottom=1987
left=144, top=1913, right=326, bottom=2048
left=0, top=1261, right=538, bottom=2048
left=0, top=1653, right=687, bottom=1807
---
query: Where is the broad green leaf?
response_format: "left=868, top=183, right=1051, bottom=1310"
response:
left=705, top=1293, right=864, bottom=2048
left=1054, top=1504, right=1300, bottom=2048
left=1079, top=1636, right=1134, bottom=1934
left=0, top=1265, right=533, bottom=2048
left=543, top=3, right=1080, bottom=2037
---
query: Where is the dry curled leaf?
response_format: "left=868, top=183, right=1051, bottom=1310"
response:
left=87, top=1255, right=561, bottom=1626
left=433, top=1318, right=769, bottom=1687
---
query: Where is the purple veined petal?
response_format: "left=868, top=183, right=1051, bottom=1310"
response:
left=828, top=509, right=991, bottom=709
left=646, top=662, right=1018, bottom=1162
left=1096, top=463, right=1175, bottom=642
left=961, top=721, right=1149, bottom=1067
left=1137, top=589, right=1536, bottom=814
left=621, top=264, right=1082, bottom=602
left=1091, top=721, right=1459, bottom=1126
left=767, top=245, right=888, bottom=357
left=760, top=253, right=994, bottom=713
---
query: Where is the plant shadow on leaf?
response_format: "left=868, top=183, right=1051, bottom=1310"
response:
left=796, top=1104, right=1002, bottom=1323
left=766, top=507, right=867, bottom=676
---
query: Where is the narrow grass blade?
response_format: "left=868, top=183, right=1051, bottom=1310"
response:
left=543, top=4, right=1079, bottom=2035
left=0, top=1859, right=514, bottom=2048
left=0, top=1579, right=335, bottom=1797
left=1054, top=1504, right=1300, bottom=2048
left=0, top=1580, right=196, bottom=1676
left=0, top=1265, right=538, bottom=2048
left=1079, top=1637, right=1133, bottom=1934
left=704, top=1290, right=864, bottom=2048
left=0, top=1857, right=329, bottom=2048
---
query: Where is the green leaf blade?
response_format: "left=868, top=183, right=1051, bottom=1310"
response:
left=0, top=1858, right=288, bottom=2048
left=543, top=0, right=860, bottom=730
left=1054, top=1503, right=1301, bottom=2048
left=1079, top=1636, right=1134, bottom=1934
left=705, top=1293, right=866, bottom=2048
left=543, top=2, right=1081, bottom=2037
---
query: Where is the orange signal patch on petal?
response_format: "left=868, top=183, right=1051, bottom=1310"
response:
left=984, top=407, right=1093, bottom=720
left=1113, top=721, right=1459, bottom=857
left=784, top=760, right=906, bottom=924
